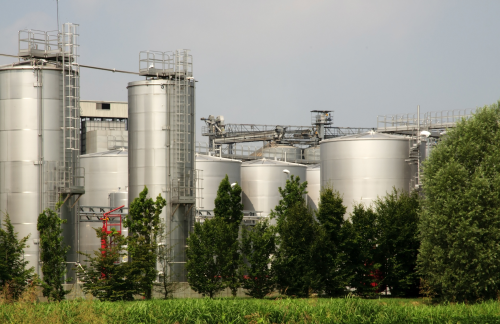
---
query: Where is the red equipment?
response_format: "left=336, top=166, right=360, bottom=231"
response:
left=101, top=205, right=125, bottom=255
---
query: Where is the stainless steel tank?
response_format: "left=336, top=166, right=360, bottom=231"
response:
left=306, top=164, right=320, bottom=212
left=241, top=159, right=307, bottom=220
left=195, top=154, right=241, bottom=211
left=320, top=132, right=411, bottom=216
left=109, top=190, right=128, bottom=208
left=304, top=146, right=320, bottom=163
left=78, top=150, right=128, bottom=256
left=128, top=51, right=195, bottom=281
left=252, top=144, right=302, bottom=162
left=0, top=61, right=66, bottom=274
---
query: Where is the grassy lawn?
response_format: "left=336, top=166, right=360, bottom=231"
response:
left=1, top=296, right=500, bottom=323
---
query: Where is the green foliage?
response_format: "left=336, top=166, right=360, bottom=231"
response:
left=273, top=203, right=318, bottom=297
left=374, top=188, right=420, bottom=297
left=315, top=188, right=351, bottom=297
left=418, top=103, right=500, bottom=302
left=0, top=214, right=35, bottom=300
left=76, top=228, right=134, bottom=301
left=125, top=186, right=167, bottom=300
left=270, top=175, right=308, bottom=223
left=186, top=218, right=235, bottom=298
left=37, top=204, right=70, bottom=301
left=239, top=219, right=276, bottom=298
left=346, top=204, right=379, bottom=297
left=213, top=175, right=244, bottom=297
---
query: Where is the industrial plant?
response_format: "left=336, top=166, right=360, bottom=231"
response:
left=0, top=24, right=476, bottom=284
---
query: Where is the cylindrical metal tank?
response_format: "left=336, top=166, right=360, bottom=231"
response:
left=79, top=149, right=128, bottom=256
left=253, top=144, right=302, bottom=162
left=109, top=190, right=128, bottom=208
left=241, top=159, right=307, bottom=220
left=128, top=53, right=195, bottom=281
left=0, top=61, right=65, bottom=274
left=320, top=132, right=411, bottom=216
left=306, top=164, right=320, bottom=212
left=304, top=146, right=320, bottom=162
left=195, top=154, right=241, bottom=211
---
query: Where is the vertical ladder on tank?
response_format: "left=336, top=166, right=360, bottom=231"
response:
left=60, top=23, right=84, bottom=204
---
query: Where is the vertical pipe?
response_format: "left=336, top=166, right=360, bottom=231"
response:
left=36, top=66, right=42, bottom=277
left=417, top=105, right=420, bottom=188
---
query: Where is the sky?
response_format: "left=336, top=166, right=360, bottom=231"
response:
left=1, top=0, right=500, bottom=142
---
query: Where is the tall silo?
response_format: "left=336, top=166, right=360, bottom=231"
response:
left=241, top=159, right=307, bottom=220
left=320, top=132, right=411, bottom=216
left=195, top=154, right=241, bottom=211
left=306, top=164, right=320, bottom=212
left=0, top=25, right=84, bottom=277
left=79, top=149, right=128, bottom=256
left=128, top=50, right=195, bottom=281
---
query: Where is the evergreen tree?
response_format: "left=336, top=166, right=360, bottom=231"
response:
left=76, top=228, right=134, bottom=301
left=418, top=103, right=500, bottom=302
left=346, top=204, right=379, bottom=297
left=186, top=218, right=234, bottom=298
left=213, top=175, right=244, bottom=297
left=125, top=186, right=166, bottom=300
left=374, top=188, right=420, bottom=297
left=37, top=204, right=70, bottom=301
left=0, top=214, right=35, bottom=300
left=240, top=219, right=276, bottom=298
left=315, top=188, right=350, bottom=296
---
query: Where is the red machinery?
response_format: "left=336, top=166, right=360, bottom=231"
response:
left=101, top=205, right=125, bottom=255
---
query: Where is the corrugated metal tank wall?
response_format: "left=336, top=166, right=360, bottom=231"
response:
left=128, top=77, right=195, bottom=281
left=306, top=164, right=320, bottom=212
left=79, top=149, right=128, bottom=256
left=195, top=154, right=241, bottom=211
left=0, top=62, right=65, bottom=275
left=320, top=132, right=411, bottom=216
left=241, top=159, right=307, bottom=221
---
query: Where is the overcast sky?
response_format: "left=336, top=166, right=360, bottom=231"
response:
left=1, top=1, right=499, bottom=141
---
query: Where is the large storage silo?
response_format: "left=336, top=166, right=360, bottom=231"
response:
left=252, top=144, right=302, bottom=162
left=320, top=132, right=411, bottom=216
left=79, top=149, right=128, bottom=256
left=128, top=50, right=195, bottom=281
left=306, top=164, right=320, bottom=212
left=196, top=154, right=241, bottom=211
left=0, top=26, right=83, bottom=277
left=241, top=159, right=307, bottom=219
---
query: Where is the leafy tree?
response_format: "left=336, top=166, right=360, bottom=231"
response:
left=155, top=220, right=178, bottom=299
left=0, top=214, right=35, bottom=300
left=346, top=204, right=380, bottom=297
left=186, top=218, right=234, bottom=298
left=125, top=186, right=167, bottom=300
left=76, top=228, right=134, bottom=301
left=374, top=188, right=420, bottom=297
left=314, top=188, right=351, bottom=297
left=37, top=204, right=71, bottom=301
left=213, top=175, right=244, bottom=297
left=240, top=219, right=276, bottom=298
left=271, top=175, right=308, bottom=226
left=418, top=103, right=500, bottom=302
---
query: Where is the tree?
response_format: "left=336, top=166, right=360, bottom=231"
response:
left=240, top=219, right=276, bottom=298
left=346, top=204, right=380, bottom=297
left=418, top=103, right=500, bottom=302
left=271, top=175, right=308, bottom=226
left=125, top=186, right=167, bottom=300
left=37, top=204, right=70, bottom=301
left=314, top=188, right=351, bottom=297
left=374, top=188, right=420, bottom=297
left=186, top=218, right=234, bottom=298
left=0, top=214, right=35, bottom=300
left=213, top=175, right=244, bottom=297
left=76, top=228, right=134, bottom=301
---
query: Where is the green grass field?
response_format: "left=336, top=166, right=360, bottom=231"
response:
left=2, top=297, right=500, bottom=323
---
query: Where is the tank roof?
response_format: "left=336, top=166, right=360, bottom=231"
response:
left=242, top=158, right=306, bottom=167
left=321, top=131, right=409, bottom=143
left=195, top=154, right=241, bottom=163
left=81, top=148, right=128, bottom=158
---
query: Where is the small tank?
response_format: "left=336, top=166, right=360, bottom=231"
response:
left=304, top=146, right=320, bottom=163
left=241, top=159, right=307, bottom=220
left=251, top=144, right=302, bottom=162
left=306, top=164, right=320, bottom=212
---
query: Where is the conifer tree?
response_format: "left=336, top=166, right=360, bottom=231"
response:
left=0, top=214, right=35, bottom=300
